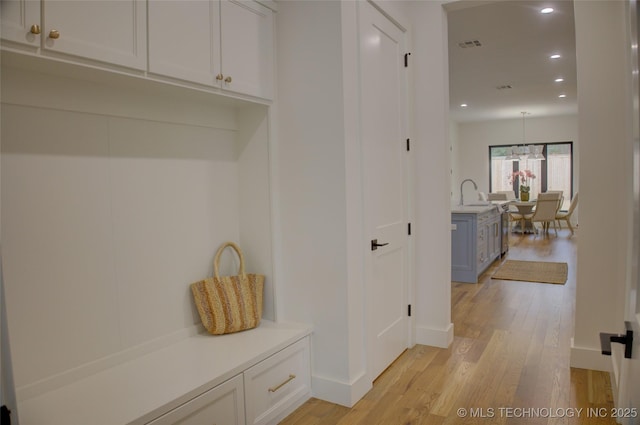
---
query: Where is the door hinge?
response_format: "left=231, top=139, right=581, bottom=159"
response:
left=408, top=222, right=412, bottom=235
left=404, top=52, right=411, bottom=67
left=406, top=138, right=410, bottom=151
left=407, top=304, right=412, bottom=317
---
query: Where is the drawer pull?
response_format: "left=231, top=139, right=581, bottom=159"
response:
left=268, top=374, right=296, bottom=393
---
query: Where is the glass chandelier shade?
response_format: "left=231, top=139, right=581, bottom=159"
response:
left=504, top=112, right=545, bottom=161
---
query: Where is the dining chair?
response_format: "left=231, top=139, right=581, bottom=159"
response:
left=509, top=209, right=525, bottom=234
left=499, top=190, right=520, bottom=216
left=487, top=193, right=508, bottom=201
left=497, top=190, right=516, bottom=200
left=543, top=191, right=563, bottom=231
left=556, top=192, right=579, bottom=235
left=509, top=201, right=535, bottom=234
left=525, top=192, right=560, bottom=236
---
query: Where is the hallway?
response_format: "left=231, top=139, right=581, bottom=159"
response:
left=280, top=227, right=618, bottom=424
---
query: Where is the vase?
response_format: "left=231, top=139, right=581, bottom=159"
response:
left=521, top=192, right=530, bottom=201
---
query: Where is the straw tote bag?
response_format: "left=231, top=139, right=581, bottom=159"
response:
left=191, top=242, right=264, bottom=335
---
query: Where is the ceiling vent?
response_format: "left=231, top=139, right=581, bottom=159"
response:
left=496, top=85, right=513, bottom=90
left=458, top=40, right=482, bottom=48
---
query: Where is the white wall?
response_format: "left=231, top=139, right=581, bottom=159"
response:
left=571, top=0, right=632, bottom=371
left=0, top=65, right=274, bottom=396
left=274, top=0, right=358, bottom=406
left=408, top=0, right=454, bottom=349
left=455, top=115, right=579, bottom=207
left=450, top=119, right=460, bottom=203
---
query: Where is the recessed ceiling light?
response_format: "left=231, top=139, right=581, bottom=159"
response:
left=460, top=104, right=468, bottom=108
left=555, top=78, right=564, bottom=82
left=550, top=54, right=561, bottom=59
left=558, top=94, right=567, bottom=98
left=541, top=7, right=554, bottom=14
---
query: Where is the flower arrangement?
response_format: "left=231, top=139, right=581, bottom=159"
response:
left=512, top=169, right=536, bottom=196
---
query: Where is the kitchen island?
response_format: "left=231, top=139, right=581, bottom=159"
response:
left=451, top=202, right=507, bottom=283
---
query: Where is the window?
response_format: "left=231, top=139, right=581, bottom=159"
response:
left=489, top=142, right=573, bottom=209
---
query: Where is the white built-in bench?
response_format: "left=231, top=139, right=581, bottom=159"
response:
left=17, top=321, right=312, bottom=425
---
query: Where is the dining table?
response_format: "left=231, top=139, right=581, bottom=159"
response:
left=510, top=200, right=538, bottom=234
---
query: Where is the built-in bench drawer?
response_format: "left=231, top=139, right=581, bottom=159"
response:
left=244, top=336, right=311, bottom=425
left=146, top=374, right=245, bottom=425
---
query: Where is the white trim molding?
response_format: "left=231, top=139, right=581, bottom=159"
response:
left=311, top=371, right=372, bottom=408
left=570, top=338, right=613, bottom=372
left=415, top=322, right=454, bottom=348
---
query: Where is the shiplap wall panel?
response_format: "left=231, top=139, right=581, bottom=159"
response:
left=1, top=106, right=122, bottom=387
left=107, top=117, right=239, bottom=347
left=1, top=105, right=241, bottom=390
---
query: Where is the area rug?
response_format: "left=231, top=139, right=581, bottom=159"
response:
left=491, top=260, right=568, bottom=284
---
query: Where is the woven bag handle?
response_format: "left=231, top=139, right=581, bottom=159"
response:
left=213, top=241, right=246, bottom=279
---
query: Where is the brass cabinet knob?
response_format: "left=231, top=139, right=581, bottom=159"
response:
left=30, top=24, right=41, bottom=35
left=48, top=29, right=60, bottom=39
left=215, top=73, right=224, bottom=81
left=224, top=76, right=232, bottom=83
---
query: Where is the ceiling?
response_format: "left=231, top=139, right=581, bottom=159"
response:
left=447, top=0, right=577, bottom=123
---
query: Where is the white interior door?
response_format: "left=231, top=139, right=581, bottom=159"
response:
left=614, top=0, right=640, bottom=418
left=359, top=1, right=409, bottom=380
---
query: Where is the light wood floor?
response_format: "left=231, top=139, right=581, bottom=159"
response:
left=280, top=227, right=618, bottom=424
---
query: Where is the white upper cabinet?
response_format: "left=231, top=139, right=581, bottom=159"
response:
left=220, top=0, right=274, bottom=100
left=1, top=0, right=146, bottom=70
left=148, top=0, right=274, bottom=100
left=1, top=0, right=41, bottom=47
left=1, top=0, right=274, bottom=101
left=41, top=0, right=146, bottom=70
left=148, top=0, right=221, bottom=86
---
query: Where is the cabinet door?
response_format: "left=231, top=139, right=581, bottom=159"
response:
left=490, top=218, right=501, bottom=259
left=1, top=0, right=40, bottom=47
left=451, top=215, right=477, bottom=283
left=42, top=0, right=146, bottom=70
left=477, top=223, right=488, bottom=268
left=146, top=374, right=245, bottom=425
left=220, top=0, right=274, bottom=99
left=148, top=0, right=221, bottom=86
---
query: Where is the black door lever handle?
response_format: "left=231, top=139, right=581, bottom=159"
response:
left=371, top=239, right=389, bottom=251
left=599, top=321, right=633, bottom=359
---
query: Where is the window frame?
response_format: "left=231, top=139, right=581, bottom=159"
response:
left=488, top=141, right=574, bottom=205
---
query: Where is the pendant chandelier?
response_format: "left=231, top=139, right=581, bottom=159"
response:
left=505, top=112, right=545, bottom=161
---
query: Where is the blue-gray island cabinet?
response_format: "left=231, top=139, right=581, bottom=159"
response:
left=451, top=205, right=502, bottom=283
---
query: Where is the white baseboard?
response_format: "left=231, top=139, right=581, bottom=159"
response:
left=570, top=338, right=612, bottom=372
left=311, top=323, right=455, bottom=407
left=415, top=322, right=454, bottom=348
left=311, top=371, right=372, bottom=407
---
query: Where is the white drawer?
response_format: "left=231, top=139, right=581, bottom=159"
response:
left=244, top=337, right=311, bottom=425
left=146, top=374, right=245, bottom=425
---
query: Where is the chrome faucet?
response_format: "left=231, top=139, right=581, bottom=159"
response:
left=460, top=178, right=478, bottom=206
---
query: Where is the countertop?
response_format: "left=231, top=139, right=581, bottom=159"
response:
left=451, top=201, right=509, bottom=214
